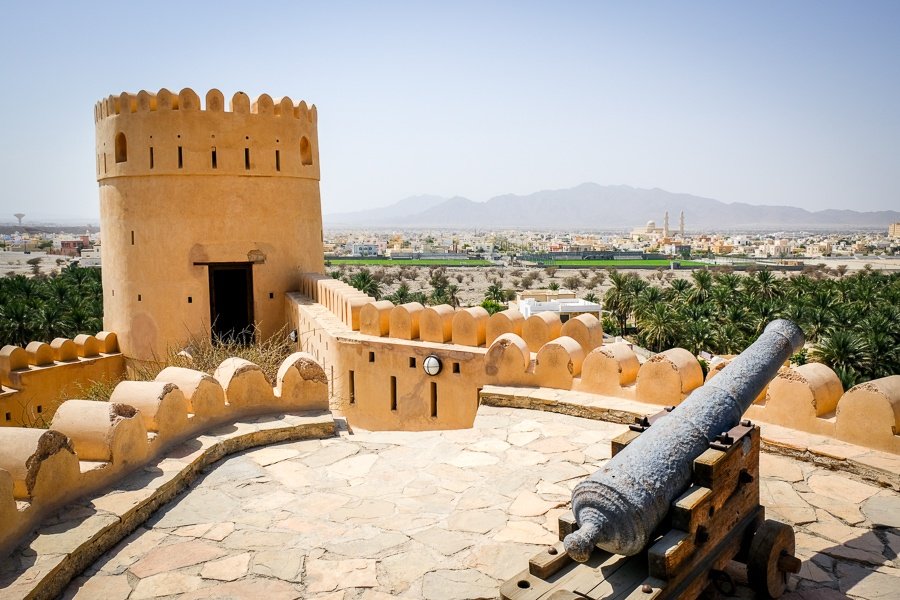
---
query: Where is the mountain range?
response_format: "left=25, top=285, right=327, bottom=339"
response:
left=324, top=183, right=899, bottom=231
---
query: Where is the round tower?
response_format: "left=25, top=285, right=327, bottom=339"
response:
left=94, top=88, right=324, bottom=361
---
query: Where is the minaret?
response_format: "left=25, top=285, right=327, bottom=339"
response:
left=679, top=211, right=685, bottom=237
left=663, top=211, right=670, bottom=237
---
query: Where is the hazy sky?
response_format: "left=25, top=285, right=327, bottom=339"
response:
left=1, top=1, right=898, bottom=221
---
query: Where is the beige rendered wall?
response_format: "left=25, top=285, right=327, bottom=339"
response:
left=287, top=294, right=487, bottom=431
left=96, top=88, right=324, bottom=360
left=0, top=336, right=125, bottom=427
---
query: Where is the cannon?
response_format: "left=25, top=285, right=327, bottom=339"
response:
left=501, top=320, right=805, bottom=599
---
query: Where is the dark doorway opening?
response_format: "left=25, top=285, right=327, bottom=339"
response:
left=208, top=263, right=254, bottom=344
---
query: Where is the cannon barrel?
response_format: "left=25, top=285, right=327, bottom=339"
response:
left=564, top=319, right=804, bottom=561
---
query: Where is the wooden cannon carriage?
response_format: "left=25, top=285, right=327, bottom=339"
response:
left=500, top=410, right=801, bottom=600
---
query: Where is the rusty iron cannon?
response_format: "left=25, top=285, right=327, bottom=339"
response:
left=501, top=319, right=805, bottom=599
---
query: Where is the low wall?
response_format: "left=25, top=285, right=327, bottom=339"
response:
left=292, top=280, right=899, bottom=454
left=0, top=351, right=330, bottom=558
left=0, top=333, right=125, bottom=427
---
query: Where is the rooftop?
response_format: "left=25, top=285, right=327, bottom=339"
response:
left=52, top=406, right=898, bottom=600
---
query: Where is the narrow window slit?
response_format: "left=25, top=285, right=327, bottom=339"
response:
left=349, top=370, right=355, bottom=404
left=177, top=146, right=183, bottom=168
left=244, top=148, right=250, bottom=170
left=390, top=376, right=397, bottom=411
left=430, top=382, right=438, bottom=418
left=211, top=147, right=217, bottom=169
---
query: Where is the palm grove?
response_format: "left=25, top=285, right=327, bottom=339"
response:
left=601, top=268, right=899, bottom=389
left=0, top=266, right=103, bottom=347
left=1, top=263, right=896, bottom=391
left=340, top=264, right=898, bottom=391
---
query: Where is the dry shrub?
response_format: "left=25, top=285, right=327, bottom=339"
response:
left=77, top=325, right=295, bottom=402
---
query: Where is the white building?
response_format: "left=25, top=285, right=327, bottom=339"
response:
left=513, top=290, right=601, bottom=323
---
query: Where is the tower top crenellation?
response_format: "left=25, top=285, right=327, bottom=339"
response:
left=94, top=88, right=317, bottom=124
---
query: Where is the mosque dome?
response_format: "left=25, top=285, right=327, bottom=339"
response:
left=646, top=220, right=656, bottom=231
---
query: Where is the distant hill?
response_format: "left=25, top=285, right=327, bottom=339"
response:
left=324, top=183, right=899, bottom=230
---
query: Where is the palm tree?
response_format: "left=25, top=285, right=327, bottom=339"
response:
left=349, top=268, right=381, bottom=299
left=603, top=271, right=632, bottom=334
left=582, top=291, right=599, bottom=303
left=31, top=303, right=72, bottom=341
left=0, top=299, right=34, bottom=346
left=811, top=330, right=871, bottom=389
left=636, top=303, right=680, bottom=352
left=754, top=269, right=779, bottom=301
left=669, top=278, right=693, bottom=302
left=446, top=284, right=461, bottom=308
left=384, top=283, right=412, bottom=304
left=484, top=282, right=505, bottom=303
left=634, top=286, right=664, bottom=322
left=689, top=270, right=713, bottom=305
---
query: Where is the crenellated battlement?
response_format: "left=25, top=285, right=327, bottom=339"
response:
left=94, top=88, right=317, bottom=123
left=95, top=87, right=320, bottom=181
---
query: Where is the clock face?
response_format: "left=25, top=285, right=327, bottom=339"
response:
left=423, top=355, right=442, bottom=376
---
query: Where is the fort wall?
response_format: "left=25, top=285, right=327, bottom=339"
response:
left=292, top=275, right=900, bottom=452
left=0, top=334, right=125, bottom=427
left=0, top=351, right=329, bottom=557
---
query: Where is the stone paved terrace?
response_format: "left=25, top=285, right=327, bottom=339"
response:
left=61, top=407, right=899, bottom=600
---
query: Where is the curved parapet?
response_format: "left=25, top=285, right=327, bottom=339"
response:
left=560, top=314, right=603, bottom=354
left=96, top=331, right=119, bottom=353
left=635, top=347, right=704, bottom=406
left=231, top=91, right=250, bottom=113
left=109, top=381, right=189, bottom=441
left=0, top=429, right=80, bottom=502
left=0, top=345, right=28, bottom=386
left=534, top=336, right=585, bottom=390
left=73, top=334, right=101, bottom=358
left=486, top=308, right=525, bottom=347
left=580, top=342, right=640, bottom=396
left=155, top=366, right=227, bottom=420
left=484, top=333, right=532, bottom=386
left=345, top=295, right=374, bottom=331
left=420, top=305, right=455, bottom=343
left=24, top=342, right=54, bottom=367
left=761, top=363, right=843, bottom=435
left=389, top=302, right=425, bottom=340
left=51, top=338, right=78, bottom=362
left=360, top=301, right=394, bottom=337
left=523, top=313, right=563, bottom=353
left=835, top=375, right=900, bottom=454
left=214, top=358, right=275, bottom=409
left=452, top=306, right=489, bottom=347
left=275, top=352, right=328, bottom=410
left=50, top=400, right=148, bottom=467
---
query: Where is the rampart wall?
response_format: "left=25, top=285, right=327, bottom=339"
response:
left=0, top=350, right=329, bottom=557
left=0, top=333, right=125, bottom=427
left=294, top=274, right=900, bottom=453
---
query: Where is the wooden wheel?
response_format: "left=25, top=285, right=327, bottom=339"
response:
left=748, top=519, right=800, bottom=599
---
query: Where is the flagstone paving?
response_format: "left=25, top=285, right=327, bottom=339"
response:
left=63, top=407, right=899, bottom=599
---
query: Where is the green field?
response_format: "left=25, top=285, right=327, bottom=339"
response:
left=547, top=259, right=707, bottom=267
left=325, top=257, right=493, bottom=267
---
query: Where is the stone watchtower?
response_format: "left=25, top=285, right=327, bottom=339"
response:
left=94, top=88, right=324, bottom=361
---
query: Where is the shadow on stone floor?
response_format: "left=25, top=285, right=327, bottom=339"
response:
left=783, top=526, right=898, bottom=600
